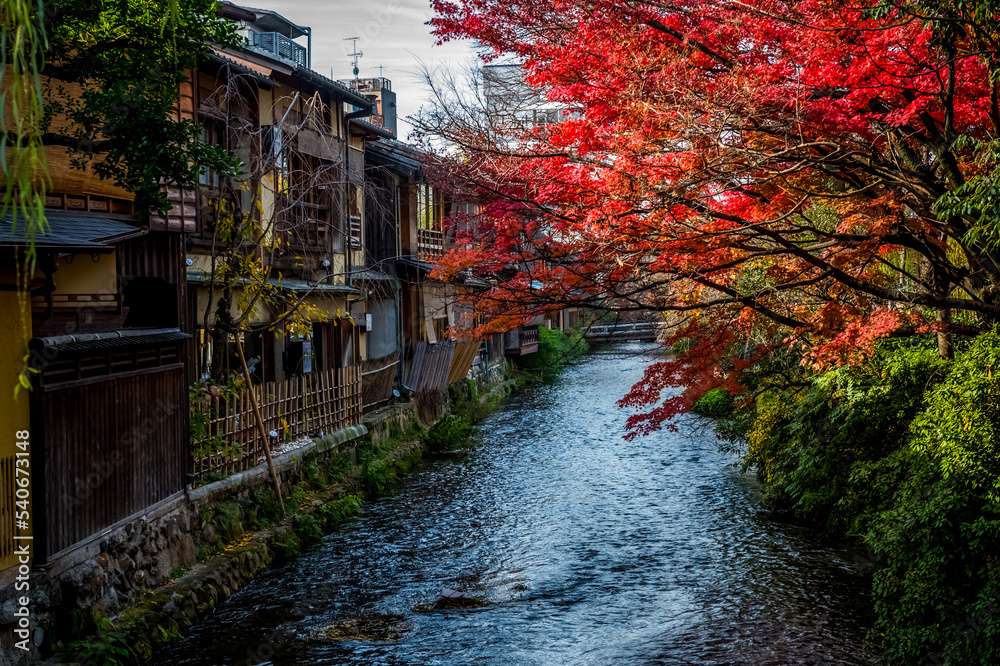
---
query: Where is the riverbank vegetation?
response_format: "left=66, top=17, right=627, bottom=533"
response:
left=420, top=2, right=1000, bottom=660
left=514, top=326, right=587, bottom=386
left=697, top=332, right=1000, bottom=664
left=424, top=326, right=586, bottom=453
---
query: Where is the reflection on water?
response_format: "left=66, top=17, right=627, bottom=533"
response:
left=151, top=345, right=882, bottom=665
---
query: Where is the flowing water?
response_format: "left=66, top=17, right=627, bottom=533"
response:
left=151, top=345, right=883, bottom=665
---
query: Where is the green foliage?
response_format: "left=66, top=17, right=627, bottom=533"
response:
left=189, top=376, right=245, bottom=459
left=671, top=337, right=693, bottom=355
left=692, top=388, right=734, bottom=418
left=301, top=453, right=326, bottom=489
left=63, top=615, right=135, bottom=666
left=727, top=332, right=1000, bottom=663
left=315, top=494, right=363, bottom=530
left=863, top=331, right=1000, bottom=665
left=269, top=527, right=302, bottom=561
left=516, top=326, right=587, bottom=383
left=36, top=0, right=242, bottom=213
left=938, top=137, right=1000, bottom=255
left=359, top=448, right=410, bottom=495
left=423, top=413, right=476, bottom=452
left=449, top=376, right=509, bottom=425
left=292, top=513, right=323, bottom=546
left=243, top=487, right=284, bottom=530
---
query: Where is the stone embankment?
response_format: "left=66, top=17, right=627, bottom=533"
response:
left=4, top=368, right=515, bottom=666
left=4, top=404, right=422, bottom=665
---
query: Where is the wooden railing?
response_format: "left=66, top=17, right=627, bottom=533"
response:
left=417, top=228, right=444, bottom=259
left=192, top=366, right=362, bottom=483
left=503, top=325, right=539, bottom=356
left=521, top=326, right=539, bottom=347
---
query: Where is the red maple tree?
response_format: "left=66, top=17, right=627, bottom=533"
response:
left=420, top=0, right=1000, bottom=435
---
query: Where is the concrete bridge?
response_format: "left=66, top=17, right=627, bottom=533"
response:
left=582, top=322, right=663, bottom=343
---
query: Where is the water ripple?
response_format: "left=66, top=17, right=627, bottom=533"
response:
left=151, top=345, right=882, bottom=666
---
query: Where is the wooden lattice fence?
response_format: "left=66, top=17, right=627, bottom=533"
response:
left=192, top=366, right=362, bottom=482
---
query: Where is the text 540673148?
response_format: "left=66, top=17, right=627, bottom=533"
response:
left=12, top=429, right=34, bottom=651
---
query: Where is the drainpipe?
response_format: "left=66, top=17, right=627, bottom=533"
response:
left=394, top=183, right=404, bottom=390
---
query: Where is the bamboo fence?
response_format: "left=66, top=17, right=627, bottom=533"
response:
left=192, top=365, right=362, bottom=482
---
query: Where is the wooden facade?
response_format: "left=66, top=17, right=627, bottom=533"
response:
left=361, top=351, right=399, bottom=413
left=0, top=6, right=526, bottom=582
left=28, top=227, right=191, bottom=560
left=34, top=362, right=187, bottom=559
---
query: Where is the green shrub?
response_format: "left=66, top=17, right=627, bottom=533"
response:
left=672, top=337, right=693, bottom=354
left=516, top=326, right=587, bottom=382
left=423, top=413, right=476, bottom=451
left=862, top=331, right=1000, bottom=665
left=692, top=388, right=734, bottom=417
left=315, top=494, right=363, bottom=530
left=269, top=528, right=302, bottom=561
left=726, top=332, right=1000, bottom=664
left=63, top=615, right=135, bottom=665
left=292, top=513, right=323, bottom=546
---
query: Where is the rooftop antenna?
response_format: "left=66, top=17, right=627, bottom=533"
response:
left=344, top=37, right=363, bottom=79
left=378, top=63, right=388, bottom=79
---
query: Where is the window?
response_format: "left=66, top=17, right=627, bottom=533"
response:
left=198, top=121, right=224, bottom=188
left=417, top=184, right=429, bottom=230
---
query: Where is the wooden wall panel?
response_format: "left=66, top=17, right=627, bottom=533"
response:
left=38, top=365, right=186, bottom=559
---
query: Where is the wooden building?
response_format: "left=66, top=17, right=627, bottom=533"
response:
left=0, top=186, right=190, bottom=570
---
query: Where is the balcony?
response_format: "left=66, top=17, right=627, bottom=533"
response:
left=276, top=201, right=332, bottom=252
left=250, top=32, right=307, bottom=67
left=503, top=325, right=539, bottom=356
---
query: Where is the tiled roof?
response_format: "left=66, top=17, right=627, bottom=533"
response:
left=351, top=117, right=394, bottom=140
left=33, top=328, right=190, bottom=352
left=0, top=211, right=145, bottom=250
left=207, top=52, right=276, bottom=88
left=187, top=269, right=360, bottom=294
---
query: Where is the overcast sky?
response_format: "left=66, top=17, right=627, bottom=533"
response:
left=270, top=0, right=478, bottom=139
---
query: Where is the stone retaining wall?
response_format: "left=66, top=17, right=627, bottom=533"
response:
left=0, top=406, right=414, bottom=666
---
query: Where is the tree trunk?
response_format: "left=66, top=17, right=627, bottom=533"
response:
left=236, top=337, right=285, bottom=517
left=937, top=307, right=954, bottom=359
left=210, top=289, right=235, bottom=381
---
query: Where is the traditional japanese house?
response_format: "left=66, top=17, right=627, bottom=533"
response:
left=0, top=168, right=190, bottom=576
left=182, top=5, right=395, bottom=481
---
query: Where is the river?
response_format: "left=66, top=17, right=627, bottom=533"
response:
left=151, top=345, right=883, bottom=665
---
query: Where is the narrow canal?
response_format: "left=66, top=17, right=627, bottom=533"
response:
left=153, top=345, right=882, bottom=665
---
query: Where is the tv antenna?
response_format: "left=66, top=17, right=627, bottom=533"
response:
left=344, top=37, right=363, bottom=79
left=378, top=63, right=388, bottom=78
